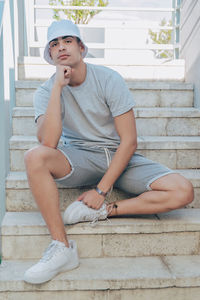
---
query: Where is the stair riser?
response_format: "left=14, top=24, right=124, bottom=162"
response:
left=16, top=88, right=194, bottom=107
left=6, top=188, right=128, bottom=211
left=12, top=116, right=200, bottom=136
left=1, top=288, right=200, bottom=300
left=5, top=186, right=200, bottom=211
left=10, top=148, right=200, bottom=171
left=2, top=231, right=199, bottom=260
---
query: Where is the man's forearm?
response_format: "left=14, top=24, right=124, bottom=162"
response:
left=37, top=83, right=63, bottom=148
left=97, top=140, right=137, bottom=194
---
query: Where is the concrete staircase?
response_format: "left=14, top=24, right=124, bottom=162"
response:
left=1, top=58, right=200, bottom=299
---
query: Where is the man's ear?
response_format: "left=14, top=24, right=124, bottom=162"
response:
left=49, top=47, right=52, bottom=58
left=79, top=41, right=85, bottom=54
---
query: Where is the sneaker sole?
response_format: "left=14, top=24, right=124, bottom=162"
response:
left=24, top=260, right=80, bottom=284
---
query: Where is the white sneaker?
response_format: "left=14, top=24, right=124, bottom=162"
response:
left=63, top=201, right=108, bottom=225
left=24, top=239, right=79, bottom=284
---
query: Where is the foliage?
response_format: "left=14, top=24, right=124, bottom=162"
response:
left=49, top=0, right=109, bottom=24
left=148, top=18, right=173, bottom=59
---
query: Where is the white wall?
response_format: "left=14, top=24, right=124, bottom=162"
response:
left=180, top=0, right=200, bottom=107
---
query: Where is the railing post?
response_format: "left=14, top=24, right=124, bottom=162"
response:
left=0, top=0, right=6, bottom=225
left=0, top=0, right=16, bottom=226
left=17, top=0, right=28, bottom=56
left=26, top=0, right=35, bottom=56
left=172, top=0, right=181, bottom=59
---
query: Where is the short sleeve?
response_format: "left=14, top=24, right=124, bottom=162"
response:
left=105, top=71, right=135, bottom=117
left=33, top=84, right=51, bottom=122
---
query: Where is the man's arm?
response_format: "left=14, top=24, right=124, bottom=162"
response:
left=36, top=65, right=72, bottom=148
left=97, top=109, right=137, bottom=192
left=77, top=109, right=137, bottom=209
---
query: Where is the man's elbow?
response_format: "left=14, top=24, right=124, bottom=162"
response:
left=123, top=137, right=137, bottom=154
left=41, top=140, right=58, bottom=149
left=130, top=139, right=137, bottom=153
left=37, top=134, right=58, bottom=149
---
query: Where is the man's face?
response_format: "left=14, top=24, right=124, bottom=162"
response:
left=49, top=36, right=84, bottom=66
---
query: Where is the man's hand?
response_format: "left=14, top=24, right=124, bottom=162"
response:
left=55, top=65, right=73, bottom=88
left=77, top=189, right=105, bottom=210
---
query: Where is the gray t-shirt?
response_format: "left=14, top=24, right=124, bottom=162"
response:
left=34, top=63, right=135, bottom=150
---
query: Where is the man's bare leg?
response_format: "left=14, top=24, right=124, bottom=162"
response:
left=107, top=173, right=194, bottom=216
left=24, top=145, right=71, bottom=247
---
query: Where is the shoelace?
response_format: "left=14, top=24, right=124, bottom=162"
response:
left=90, top=205, right=109, bottom=227
left=86, top=203, right=113, bottom=227
left=90, top=213, right=112, bottom=227
left=40, top=241, right=64, bottom=263
left=103, top=147, right=113, bottom=197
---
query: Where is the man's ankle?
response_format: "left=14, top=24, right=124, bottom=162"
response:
left=106, top=202, right=118, bottom=217
left=52, top=237, right=69, bottom=248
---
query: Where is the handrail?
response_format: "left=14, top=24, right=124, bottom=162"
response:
left=30, top=41, right=177, bottom=50
left=0, top=0, right=16, bottom=226
left=0, top=0, right=4, bottom=34
left=34, top=5, right=175, bottom=12
left=35, top=20, right=174, bottom=30
left=0, top=0, right=6, bottom=226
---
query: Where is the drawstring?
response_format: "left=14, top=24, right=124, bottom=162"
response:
left=103, top=147, right=113, bottom=197
left=89, top=147, right=113, bottom=227
left=104, top=147, right=112, bottom=168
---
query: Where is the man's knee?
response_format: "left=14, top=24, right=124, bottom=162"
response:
left=170, top=176, right=194, bottom=209
left=177, top=178, right=194, bottom=206
left=24, top=145, right=48, bottom=170
left=24, top=145, right=72, bottom=179
left=151, top=173, right=194, bottom=210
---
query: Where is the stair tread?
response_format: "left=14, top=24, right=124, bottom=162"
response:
left=1, top=255, right=200, bottom=290
left=12, top=106, right=200, bottom=118
left=9, top=135, right=200, bottom=150
left=2, top=209, right=200, bottom=235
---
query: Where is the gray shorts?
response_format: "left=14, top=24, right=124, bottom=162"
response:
left=55, top=145, right=174, bottom=195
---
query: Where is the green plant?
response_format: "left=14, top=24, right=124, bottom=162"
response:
left=49, top=0, right=109, bottom=24
left=148, top=18, right=173, bottom=59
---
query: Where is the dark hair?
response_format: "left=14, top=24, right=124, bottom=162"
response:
left=76, top=37, right=81, bottom=43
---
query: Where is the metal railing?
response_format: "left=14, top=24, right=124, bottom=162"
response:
left=0, top=0, right=5, bottom=226
left=24, top=1, right=181, bottom=61
left=0, top=0, right=17, bottom=224
left=172, top=0, right=181, bottom=59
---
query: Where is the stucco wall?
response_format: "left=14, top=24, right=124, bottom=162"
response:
left=180, top=0, right=200, bottom=107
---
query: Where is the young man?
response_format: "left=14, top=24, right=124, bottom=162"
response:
left=23, top=19, right=194, bottom=284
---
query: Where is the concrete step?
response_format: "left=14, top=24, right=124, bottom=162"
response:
left=15, top=80, right=194, bottom=107
left=5, top=170, right=200, bottom=211
left=9, top=135, right=200, bottom=171
left=2, top=209, right=200, bottom=260
left=18, top=56, right=185, bottom=81
left=2, top=255, right=200, bottom=300
left=12, top=107, right=200, bottom=136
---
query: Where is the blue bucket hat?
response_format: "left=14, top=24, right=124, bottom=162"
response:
left=44, top=19, right=88, bottom=65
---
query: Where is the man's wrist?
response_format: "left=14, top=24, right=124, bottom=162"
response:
left=53, top=81, right=63, bottom=92
left=95, top=187, right=108, bottom=197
